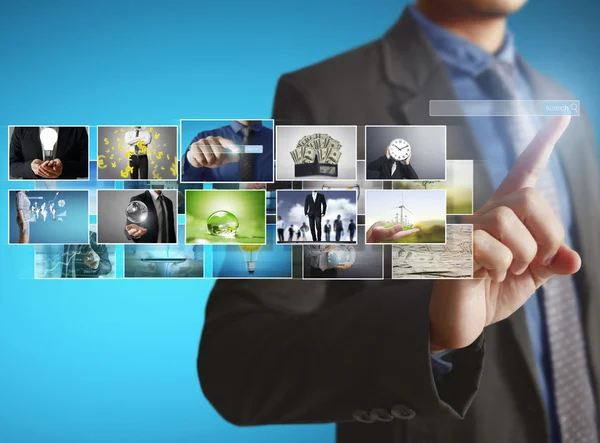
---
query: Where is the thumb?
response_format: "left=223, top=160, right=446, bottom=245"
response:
left=530, top=243, right=581, bottom=286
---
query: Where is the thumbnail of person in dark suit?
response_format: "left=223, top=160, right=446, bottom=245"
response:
left=9, top=126, right=89, bottom=179
left=124, top=190, right=176, bottom=244
left=324, top=220, right=332, bottom=241
left=348, top=219, right=356, bottom=242
left=61, top=231, right=112, bottom=278
left=124, top=126, right=152, bottom=179
left=198, top=2, right=600, bottom=443
left=304, top=190, right=327, bottom=241
left=333, top=215, right=344, bottom=242
left=287, top=225, right=294, bottom=241
left=367, top=146, right=419, bottom=179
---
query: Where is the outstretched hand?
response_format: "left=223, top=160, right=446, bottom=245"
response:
left=366, top=221, right=419, bottom=243
left=429, top=115, right=580, bottom=352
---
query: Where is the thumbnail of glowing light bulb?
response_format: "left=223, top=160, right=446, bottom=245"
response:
left=239, top=244, right=262, bottom=273
left=40, top=128, right=58, bottom=160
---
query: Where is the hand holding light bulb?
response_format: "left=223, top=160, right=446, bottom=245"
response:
left=35, top=128, right=63, bottom=178
left=30, top=159, right=44, bottom=176
left=37, top=159, right=63, bottom=178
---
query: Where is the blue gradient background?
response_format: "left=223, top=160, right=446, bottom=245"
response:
left=0, top=1, right=598, bottom=442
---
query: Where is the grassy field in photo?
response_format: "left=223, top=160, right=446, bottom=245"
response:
left=393, top=181, right=472, bottom=215
left=382, top=220, right=446, bottom=243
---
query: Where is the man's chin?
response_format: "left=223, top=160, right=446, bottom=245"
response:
left=464, top=0, right=528, bottom=17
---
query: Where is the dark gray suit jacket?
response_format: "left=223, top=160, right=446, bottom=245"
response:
left=198, top=10, right=600, bottom=443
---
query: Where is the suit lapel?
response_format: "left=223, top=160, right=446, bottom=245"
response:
left=395, top=69, right=495, bottom=210
left=381, top=11, right=494, bottom=208
left=31, top=127, right=43, bottom=159
left=143, top=191, right=157, bottom=239
left=381, top=10, right=542, bottom=402
left=166, top=195, right=175, bottom=240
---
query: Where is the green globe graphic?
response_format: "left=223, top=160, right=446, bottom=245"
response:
left=207, top=210, right=239, bottom=238
left=327, top=247, right=352, bottom=267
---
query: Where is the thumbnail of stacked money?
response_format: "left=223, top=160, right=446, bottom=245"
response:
left=290, top=133, right=342, bottom=168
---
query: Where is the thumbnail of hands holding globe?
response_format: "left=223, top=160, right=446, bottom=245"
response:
left=324, top=245, right=355, bottom=270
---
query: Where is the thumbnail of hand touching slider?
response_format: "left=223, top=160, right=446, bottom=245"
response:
left=187, top=135, right=240, bottom=169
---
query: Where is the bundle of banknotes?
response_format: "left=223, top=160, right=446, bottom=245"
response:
left=290, top=133, right=342, bottom=165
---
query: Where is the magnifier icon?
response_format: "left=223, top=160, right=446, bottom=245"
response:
left=570, top=102, right=579, bottom=113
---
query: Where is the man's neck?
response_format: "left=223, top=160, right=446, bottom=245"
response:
left=414, top=2, right=507, bottom=53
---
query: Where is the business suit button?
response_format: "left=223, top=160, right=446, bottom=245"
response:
left=352, top=409, right=375, bottom=423
left=391, top=404, right=416, bottom=420
left=369, top=408, right=394, bottom=422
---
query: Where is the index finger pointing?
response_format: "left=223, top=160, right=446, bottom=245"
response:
left=493, top=115, right=571, bottom=200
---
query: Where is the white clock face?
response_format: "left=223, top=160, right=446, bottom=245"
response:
left=388, top=138, right=412, bottom=161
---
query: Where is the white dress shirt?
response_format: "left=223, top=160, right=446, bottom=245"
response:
left=276, top=219, right=285, bottom=229
left=125, top=128, right=152, bottom=155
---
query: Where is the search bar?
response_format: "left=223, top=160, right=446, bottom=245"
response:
left=429, top=100, right=580, bottom=117
left=201, top=144, right=263, bottom=154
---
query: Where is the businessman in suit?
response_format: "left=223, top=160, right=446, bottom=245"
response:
left=198, top=2, right=600, bottom=443
left=9, top=126, right=88, bottom=179
left=124, top=190, right=176, bottom=244
left=367, top=147, right=419, bottom=179
left=304, top=190, right=327, bottom=242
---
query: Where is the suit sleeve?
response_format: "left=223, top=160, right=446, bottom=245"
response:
left=168, top=197, right=177, bottom=242
left=367, top=155, right=387, bottom=172
left=305, top=246, right=324, bottom=258
left=91, top=233, right=112, bottom=276
left=304, top=195, right=309, bottom=215
left=61, top=128, right=89, bottom=179
left=9, top=128, right=37, bottom=179
left=321, top=195, right=327, bottom=215
left=93, top=245, right=112, bottom=276
left=400, top=163, right=419, bottom=179
left=182, top=131, right=210, bottom=181
left=198, top=280, right=485, bottom=425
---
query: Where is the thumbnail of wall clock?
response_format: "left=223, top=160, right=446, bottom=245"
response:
left=388, top=138, right=412, bottom=162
